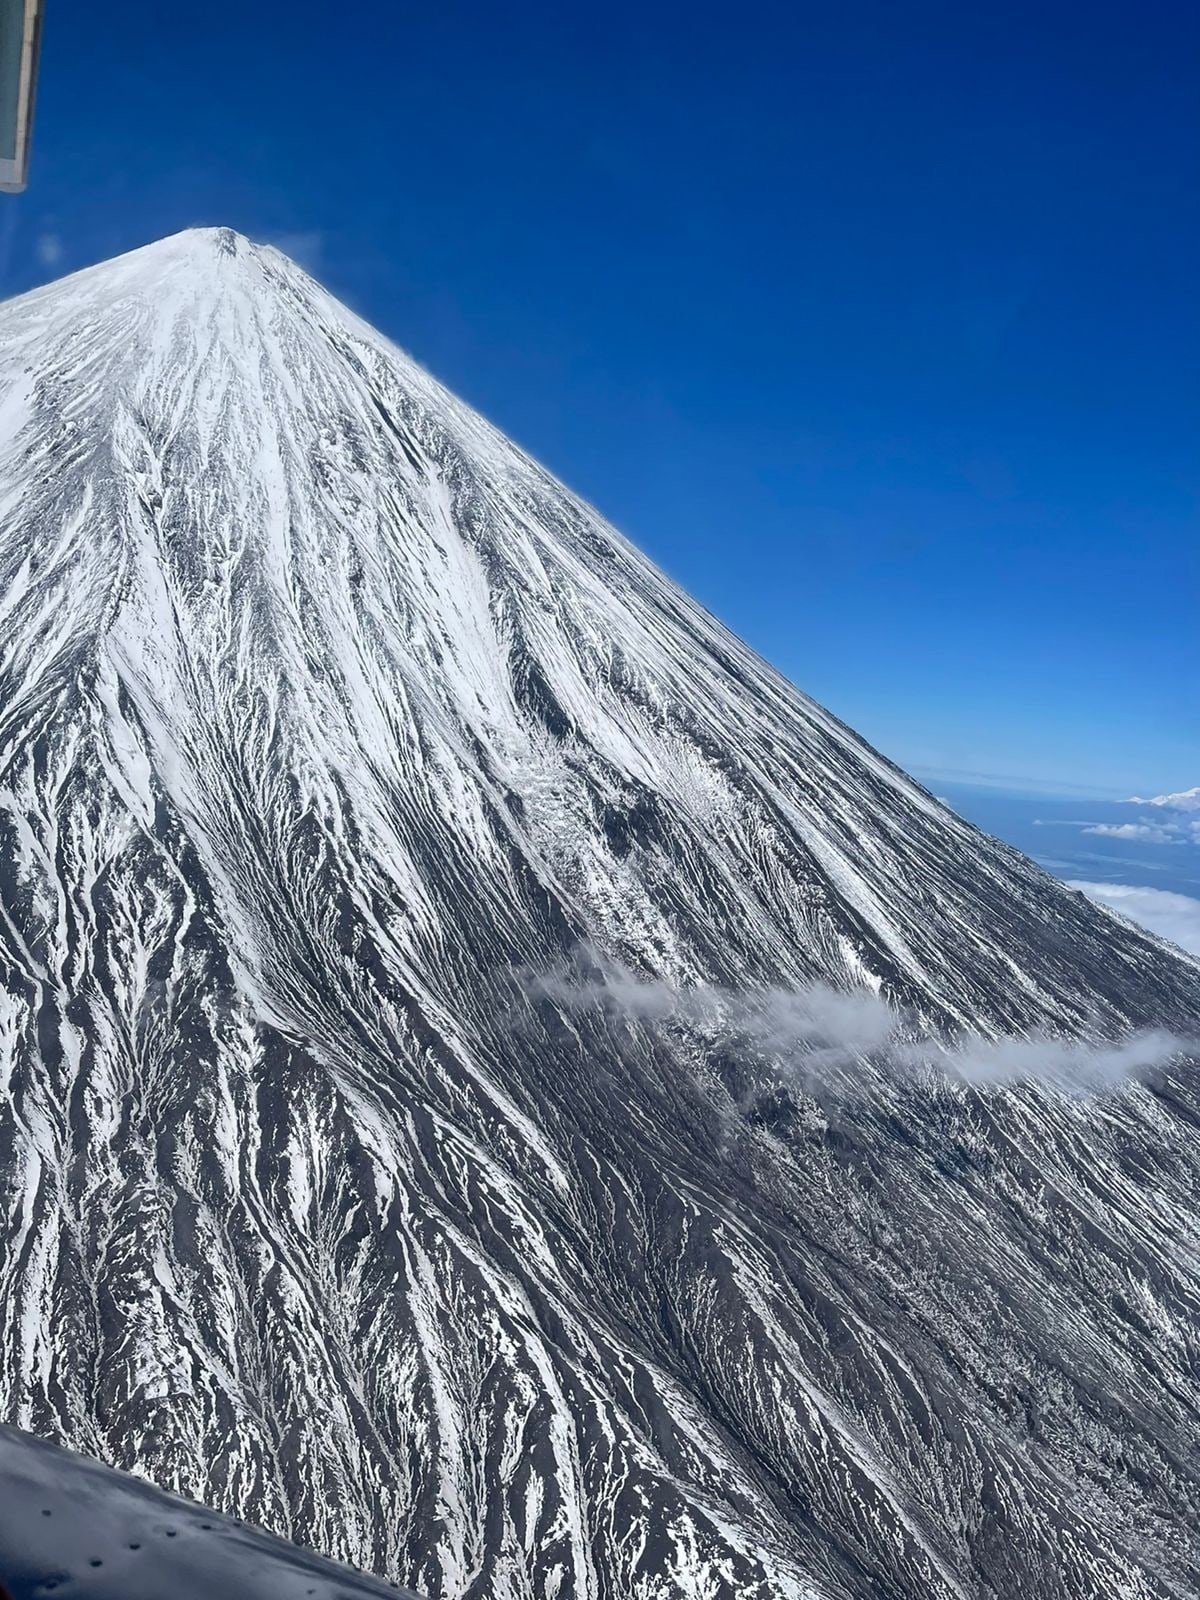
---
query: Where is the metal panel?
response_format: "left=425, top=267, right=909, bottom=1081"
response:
left=0, top=0, right=43, bottom=192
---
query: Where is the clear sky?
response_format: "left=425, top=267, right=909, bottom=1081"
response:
left=3, top=0, right=1196, bottom=796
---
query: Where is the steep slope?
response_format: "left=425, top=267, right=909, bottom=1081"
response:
left=0, top=228, right=1197, bottom=1600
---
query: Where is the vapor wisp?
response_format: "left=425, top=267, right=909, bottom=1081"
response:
left=533, top=965, right=1194, bottom=1093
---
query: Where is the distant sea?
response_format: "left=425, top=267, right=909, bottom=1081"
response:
left=934, top=783, right=1200, bottom=898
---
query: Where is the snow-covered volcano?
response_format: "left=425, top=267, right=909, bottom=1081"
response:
left=0, top=228, right=1197, bottom=1599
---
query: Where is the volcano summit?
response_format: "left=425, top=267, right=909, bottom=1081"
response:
left=0, top=229, right=1197, bottom=1599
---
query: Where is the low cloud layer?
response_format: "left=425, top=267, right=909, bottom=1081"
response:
left=535, top=967, right=1193, bottom=1096
left=1083, top=822, right=1182, bottom=844
left=1070, top=880, right=1200, bottom=958
left=1035, top=813, right=1200, bottom=846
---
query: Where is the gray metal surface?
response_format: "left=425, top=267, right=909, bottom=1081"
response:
left=0, top=1424, right=423, bottom=1600
left=0, top=0, right=42, bottom=191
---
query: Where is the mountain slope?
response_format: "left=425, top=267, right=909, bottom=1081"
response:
left=0, top=228, right=1197, bottom=1599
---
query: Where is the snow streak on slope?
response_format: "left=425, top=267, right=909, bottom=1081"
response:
left=0, top=228, right=1198, bottom=1599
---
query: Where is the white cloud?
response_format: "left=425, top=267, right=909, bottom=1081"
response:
left=1082, top=822, right=1182, bottom=844
left=35, top=233, right=63, bottom=268
left=1069, top=881, right=1200, bottom=957
left=1035, top=812, right=1200, bottom=845
left=535, top=963, right=1193, bottom=1093
left=1128, top=786, right=1200, bottom=812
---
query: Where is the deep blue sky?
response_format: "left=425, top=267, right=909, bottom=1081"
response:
left=4, top=0, right=1196, bottom=795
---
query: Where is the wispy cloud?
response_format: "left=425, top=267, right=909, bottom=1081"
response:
left=532, top=965, right=1193, bottom=1096
left=1069, top=881, right=1200, bottom=958
left=914, top=766, right=1127, bottom=799
left=268, top=230, right=326, bottom=272
left=1034, top=814, right=1199, bottom=845
left=1083, top=822, right=1182, bottom=844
